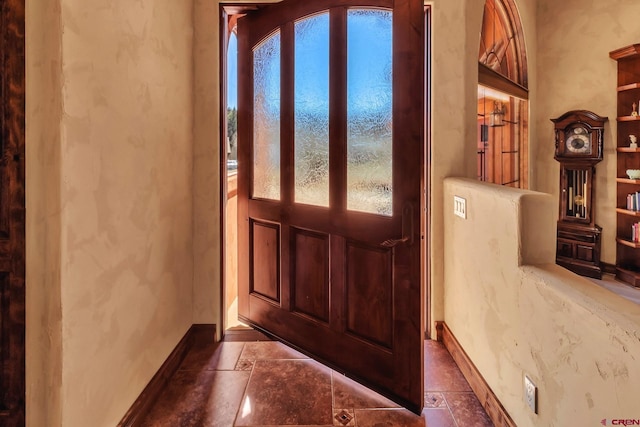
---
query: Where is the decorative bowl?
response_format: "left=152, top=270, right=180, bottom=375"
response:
left=627, top=169, right=640, bottom=179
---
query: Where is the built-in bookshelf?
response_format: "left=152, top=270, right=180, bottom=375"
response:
left=623, top=190, right=640, bottom=211
left=610, top=44, right=640, bottom=287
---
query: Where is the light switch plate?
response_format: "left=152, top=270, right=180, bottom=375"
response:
left=454, top=196, right=466, bottom=219
left=524, top=375, right=537, bottom=413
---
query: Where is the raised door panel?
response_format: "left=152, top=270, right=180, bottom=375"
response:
left=0, top=161, right=10, bottom=275
left=0, top=167, right=8, bottom=239
left=250, top=221, right=281, bottom=303
left=346, top=241, right=392, bottom=348
left=0, top=272, right=8, bottom=411
left=291, top=228, right=329, bottom=323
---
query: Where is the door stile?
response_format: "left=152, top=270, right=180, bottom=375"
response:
left=280, top=21, right=294, bottom=209
left=236, top=17, right=252, bottom=319
left=329, top=234, right=346, bottom=332
left=390, top=0, right=425, bottom=408
left=329, top=7, right=347, bottom=215
left=327, top=8, right=347, bottom=335
left=280, top=225, right=292, bottom=311
left=280, top=21, right=294, bottom=312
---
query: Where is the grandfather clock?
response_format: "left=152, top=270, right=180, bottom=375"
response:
left=551, top=110, right=608, bottom=279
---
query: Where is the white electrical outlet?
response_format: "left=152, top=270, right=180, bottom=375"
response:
left=524, top=375, right=537, bottom=413
left=453, top=196, right=466, bottom=219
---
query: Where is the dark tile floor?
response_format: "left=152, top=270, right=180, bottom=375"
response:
left=140, top=330, right=494, bottom=427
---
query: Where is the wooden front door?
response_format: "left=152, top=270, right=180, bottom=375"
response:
left=237, top=0, right=424, bottom=412
left=0, top=0, right=26, bottom=425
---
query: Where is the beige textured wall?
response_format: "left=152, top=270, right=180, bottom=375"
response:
left=429, top=0, right=538, bottom=334
left=26, top=0, right=638, bottom=424
left=27, top=1, right=198, bottom=424
left=535, top=0, right=640, bottom=264
left=193, top=0, right=221, bottom=328
left=444, top=178, right=640, bottom=426
left=25, top=1, right=63, bottom=425
left=58, top=0, right=193, bottom=425
left=428, top=0, right=470, bottom=334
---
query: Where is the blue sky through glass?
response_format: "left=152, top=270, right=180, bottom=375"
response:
left=226, top=10, right=393, bottom=115
left=348, top=10, right=392, bottom=117
left=228, top=33, right=238, bottom=108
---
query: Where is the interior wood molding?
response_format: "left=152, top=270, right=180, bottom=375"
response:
left=609, top=43, right=640, bottom=60
left=440, top=322, right=516, bottom=427
left=601, top=261, right=617, bottom=275
left=479, top=63, right=528, bottom=100
left=117, top=324, right=216, bottom=427
left=434, top=320, right=444, bottom=342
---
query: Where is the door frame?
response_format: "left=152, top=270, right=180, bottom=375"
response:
left=423, top=3, right=431, bottom=339
left=218, top=1, right=431, bottom=342
left=0, top=0, right=26, bottom=424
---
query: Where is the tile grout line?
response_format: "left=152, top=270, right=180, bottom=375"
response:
left=330, top=370, right=336, bottom=426
left=232, top=342, right=255, bottom=427
left=441, top=392, right=461, bottom=427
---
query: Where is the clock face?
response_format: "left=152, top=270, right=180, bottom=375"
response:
left=565, top=127, right=591, bottom=154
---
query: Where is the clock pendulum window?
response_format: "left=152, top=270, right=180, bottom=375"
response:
left=551, top=110, right=608, bottom=279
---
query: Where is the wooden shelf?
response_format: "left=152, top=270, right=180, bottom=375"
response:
left=612, top=44, right=640, bottom=288
left=616, top=177, right=640, bottom=184
left=609, top=43, right=640, bottom=60
left=617, top=116, right=640, bottom=122
left=616, top=238, right=640, bottom=248
left=616, top=267, right=640, bottom=287
left=616, top=208, right=640, bottom=217
left=617, top=82, right=640, bottom=92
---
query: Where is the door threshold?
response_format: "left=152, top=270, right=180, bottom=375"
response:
left=223, top=326, right=273, bottom=342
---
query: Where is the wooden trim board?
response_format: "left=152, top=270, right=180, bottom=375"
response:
left=117, top=324, right=216, bottom=427
left=601, top=261, right=617, bottom=275
left=436, top=321, right=516, bottom=427
left=478, top=63, right=528, bottom=100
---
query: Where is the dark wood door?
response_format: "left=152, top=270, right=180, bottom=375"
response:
left=0, top=0, right=26, bottom=425
left=237, top=0, right=424, bottom=412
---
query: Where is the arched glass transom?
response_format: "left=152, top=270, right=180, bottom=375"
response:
left=477, top=0, right=529, bottom=189
left=479, top=0, right=527, bottom=88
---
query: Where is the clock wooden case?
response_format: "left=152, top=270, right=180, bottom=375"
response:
left=551, top=110, right=608, bottom=279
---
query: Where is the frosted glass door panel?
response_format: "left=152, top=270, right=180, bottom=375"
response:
left=253, top=31, right=281, bottom=200
left=346, top=10, right=393, bottom=216
left=294, top=13, right=330, bottom=207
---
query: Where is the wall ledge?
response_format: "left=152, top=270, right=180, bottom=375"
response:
left=523, top=264, right=640, bottom=339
